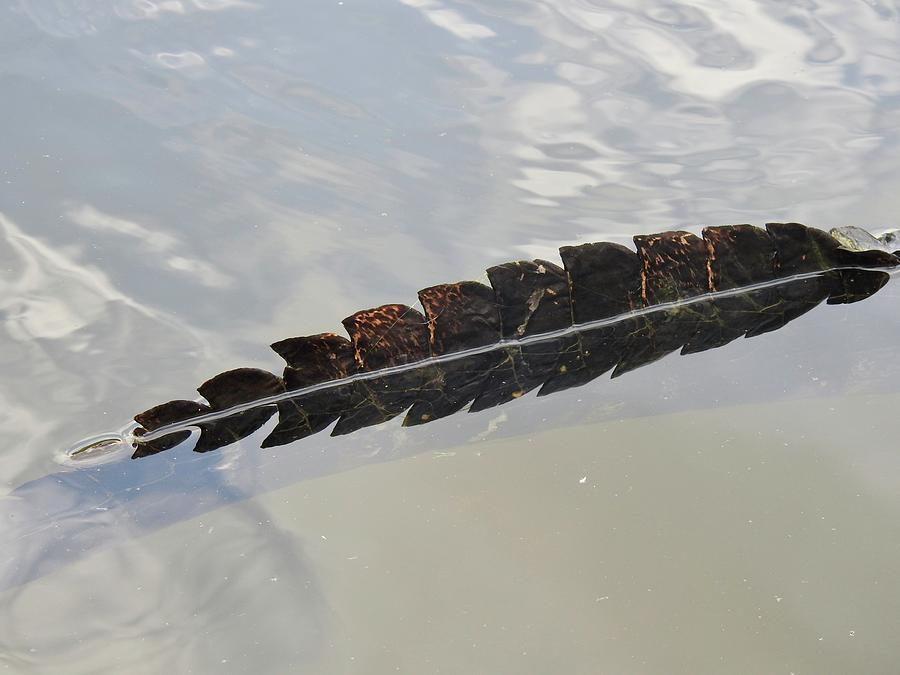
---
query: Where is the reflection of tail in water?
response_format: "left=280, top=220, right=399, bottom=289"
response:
left=130, top=223, right=899, bottom=458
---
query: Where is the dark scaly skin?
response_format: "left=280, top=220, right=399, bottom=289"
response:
left=342, top=304, right=430, bottom=370
left=131, top=223, right=898, bottom=458
left=401, top=281, right=504, bottom=425
left=418, top=281, right=501, bottom=353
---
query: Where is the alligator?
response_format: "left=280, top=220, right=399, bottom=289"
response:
left=127, top=222, right=899, bottom=460
left=3, top=220, right=894, bottom=594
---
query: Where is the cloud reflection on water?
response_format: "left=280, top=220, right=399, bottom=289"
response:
left=0, top=213, right=209, bottom=485
left=2, top=0, right=900, bottom=670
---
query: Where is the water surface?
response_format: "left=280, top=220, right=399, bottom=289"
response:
left=2, top=1, right=900, bottom=672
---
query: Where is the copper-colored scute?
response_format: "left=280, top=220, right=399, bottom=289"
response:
left=418, top=281, right=500, bottom=354
left=342, top=303, right=430, bottom=370
left=131, top=223, right=898, bottom=458
left=634, top=230, right=709, bottom=305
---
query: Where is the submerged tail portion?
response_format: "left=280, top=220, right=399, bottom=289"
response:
left=131, top=223, right=899, bottom=458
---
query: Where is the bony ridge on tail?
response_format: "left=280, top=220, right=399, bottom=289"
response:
left=117, top=223, right=899, bottom=459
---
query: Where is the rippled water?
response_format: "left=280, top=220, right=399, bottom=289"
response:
left=2, top=1, right=900, bottom=673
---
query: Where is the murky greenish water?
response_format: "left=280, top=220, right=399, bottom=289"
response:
left=2, top=1, right=900, bottom=673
